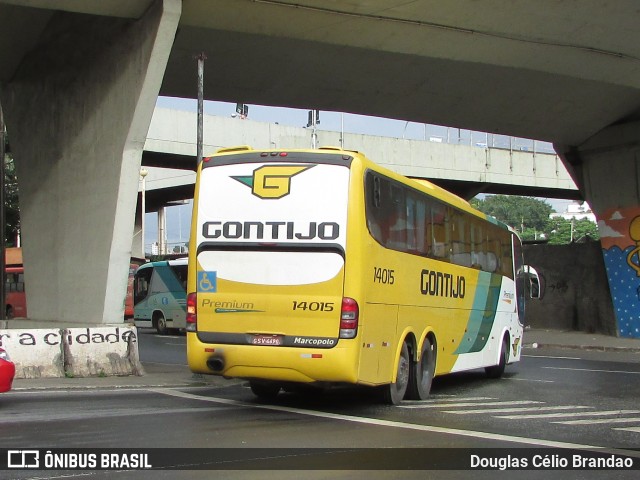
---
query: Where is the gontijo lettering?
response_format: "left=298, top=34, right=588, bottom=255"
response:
left=420, top=269, right=466, bottom=298
left=202, top=221, right=339, bottom=241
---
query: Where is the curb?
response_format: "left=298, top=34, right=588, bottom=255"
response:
left=9, top=371, right=243, bottom=393
left=523, top=342, right=640, bottom=354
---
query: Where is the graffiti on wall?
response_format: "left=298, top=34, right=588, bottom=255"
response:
left=598, top=207, right=640, bottom=338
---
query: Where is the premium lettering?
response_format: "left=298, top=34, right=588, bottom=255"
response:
left=420, top=269, right=466, bottom=298
left=202, top=221, right=339, bottom=241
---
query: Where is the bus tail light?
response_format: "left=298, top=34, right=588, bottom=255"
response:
left=186, top=293, right=197, bottom=331
left=340, top=297, right=359, bottom=339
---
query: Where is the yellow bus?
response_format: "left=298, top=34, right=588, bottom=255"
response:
left=186, top=146, right=540, bottom=404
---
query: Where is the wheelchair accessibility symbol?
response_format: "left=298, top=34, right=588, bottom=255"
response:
left=197, top=271, right=217, bottom=293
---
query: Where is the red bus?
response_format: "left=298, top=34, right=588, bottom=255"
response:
left=3, top=249, right=142, bottom=320
left=4, top=248, right=27, bottom=319
left=4, top=266, right=26, bottom=319
left=124, top=262, right=142, bottom=318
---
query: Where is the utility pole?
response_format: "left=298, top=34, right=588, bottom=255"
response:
left=158, top=207, right=167, bottom=255
left=195, top=53, right=207, bottom=167
left=307, top=110, right=319, bottom=148
left=571, top=217, right=575, bottom=243
left=139, top=168, right=148, bottom=257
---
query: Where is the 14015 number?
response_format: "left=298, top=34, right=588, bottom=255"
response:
left=292, top=301, right=335, bottom=312
left=374, top=267, right=395, bottom=285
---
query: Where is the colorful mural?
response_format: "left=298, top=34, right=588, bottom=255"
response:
left=598, top=206, right=640, bottom=338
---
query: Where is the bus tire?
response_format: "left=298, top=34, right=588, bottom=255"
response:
left=406, top=337, right=435, bottom=400
left=382, top=341, right=410, bottom=405
left=249, top=381, right=281, bottom=401
left=485, top=336, right=509, bottom=379
left=154, top=313, right=168, bottom=335
left=6, top=306, right=13, bottom=319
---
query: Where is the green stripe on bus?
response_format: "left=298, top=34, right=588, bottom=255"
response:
left=454, top=272, right=502, bottom=354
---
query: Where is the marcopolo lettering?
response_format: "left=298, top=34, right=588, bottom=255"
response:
left=202, top=221, right=339, bottom=241
left=292, top=337, right=337, bottom=347
left=420, top=269, right=466, bottom=298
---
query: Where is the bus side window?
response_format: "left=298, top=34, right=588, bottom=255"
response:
left=430, top=202, right=448, bottom=259
left=173, top=265, right=188, bottom=290
left=366, top=173, right=404, bottom=248
left=386, top=184, right=407, bottom=249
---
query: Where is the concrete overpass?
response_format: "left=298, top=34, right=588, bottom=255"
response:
left=1, top=1, right=639, bottom=337
left=137, top=106, right=577, bottom=256
left=140, top=106, right=576, bottom=211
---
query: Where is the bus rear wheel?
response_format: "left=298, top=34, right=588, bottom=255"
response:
left=485, top=337, right=509, bottom=379
left=406, top=337, right=435, bottom=400
left=382, top=341, right=410, bottom=405
left=249, top=381, right=281, bottom=401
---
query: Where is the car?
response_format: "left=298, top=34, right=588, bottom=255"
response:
left=0, top=348, right=16, bottom=393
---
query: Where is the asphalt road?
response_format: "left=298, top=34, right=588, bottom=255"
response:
left=1, top=331, right=639, bottom=479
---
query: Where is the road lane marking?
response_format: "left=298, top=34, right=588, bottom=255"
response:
left=504, top=377, right=555, bottom=383
left=444, top=406, right=590, bottom=415
left=554, top=417, right=640, bottom=425
left=398, top=400, right=542, bottom=409
left=149, top=388, right=614, bottom=451
left=497, top=409, right=640, bottom=420
left=0, top=406, right=227, bottom=425
left=615, top=427, right=640, bottom=433
left=542, top=366, right=640, bottom=375
left=401, top=396, right=493, bottom=404
left=522, top=355, right=582, bottom=360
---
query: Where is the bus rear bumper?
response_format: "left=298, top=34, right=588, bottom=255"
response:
left=187, top=333, right=359, bottom=384
left=133, top=319, right=152, bottom=329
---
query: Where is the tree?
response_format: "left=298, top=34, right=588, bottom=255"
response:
left=3, top=134, right=21, bottom=246
left=546, top=217, right=599, bottom=245
left=471, top=195, right=599, bottom=244
left=471, top=195, right=553, bottom=233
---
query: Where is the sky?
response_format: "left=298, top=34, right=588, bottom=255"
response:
left=144, top=97, right=574, bottom=251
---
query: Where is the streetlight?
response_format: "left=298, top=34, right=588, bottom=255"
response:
left=140, top=168, right=148, bottom=257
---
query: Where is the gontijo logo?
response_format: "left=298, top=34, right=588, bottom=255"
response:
left=232, top=165, right=313, bottom=199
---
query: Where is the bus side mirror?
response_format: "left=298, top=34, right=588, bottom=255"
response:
left=524, top=265, right=544, bottom=300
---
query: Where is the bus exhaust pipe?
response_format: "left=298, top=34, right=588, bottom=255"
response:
left=207, top=356, right=225, bottom=372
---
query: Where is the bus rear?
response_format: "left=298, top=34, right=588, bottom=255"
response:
left=4, top=266, right=27, bottom=319
left=187, top=147, right=360, bottom=390
left=133, top=259, right=188, bottom=334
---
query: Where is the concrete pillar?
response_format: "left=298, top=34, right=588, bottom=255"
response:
left=0, top=0, right=181, bottom=324
left=132, top=191, right=144, bottom=261
left=558, top=121, right=640, bottom=338
left=158, top=207, right=167, bottom=255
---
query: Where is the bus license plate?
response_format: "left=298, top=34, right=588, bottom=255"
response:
left=252, top=335, right=283, bottom=346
